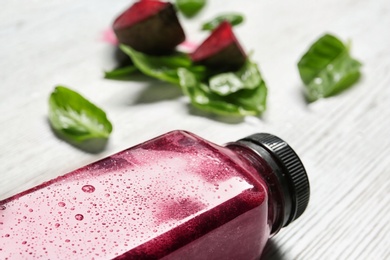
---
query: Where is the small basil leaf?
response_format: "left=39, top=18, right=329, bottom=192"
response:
left=178, top=62, right=267, bottom=116
left=209, top=73, right=244, bottom=95
left=235, top=60, right=263, bottom=88
left=298, top=33, right=362, bottom=101
left=202, top=13, right=244, bottom=31
left=178, top=68, right=239, bottom=115
left=104, top=65, right=138, bottom=80
left=48, top=86, right=112, bottom=142
left=120, top=44, right=206, bottom=84
left=209, top=61, right=261, bottom=95
left=176, top=0, right=206, bottom=17
left=229, top=84, right=267, bottom=114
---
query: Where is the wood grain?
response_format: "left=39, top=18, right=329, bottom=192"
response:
left=1, top=0, right=389, bottom=259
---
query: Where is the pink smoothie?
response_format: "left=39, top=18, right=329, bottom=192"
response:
left=0, top=131, right=271, bottom=259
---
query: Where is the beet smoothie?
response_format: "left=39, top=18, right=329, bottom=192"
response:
left=0, top=130, right=309, bottom=259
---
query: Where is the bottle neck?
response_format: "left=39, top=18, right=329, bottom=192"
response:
left=226, top=143, right=287, bottom=235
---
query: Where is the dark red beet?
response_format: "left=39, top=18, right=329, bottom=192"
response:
left=113, top=1, right=185, bottom=55
left=190, top=21, right=246, bottom=71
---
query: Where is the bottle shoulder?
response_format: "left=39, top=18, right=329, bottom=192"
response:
left=137, top=130, right=269, bottom=195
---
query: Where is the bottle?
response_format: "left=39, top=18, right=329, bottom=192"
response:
left=0, top=130, right=310, bottom=259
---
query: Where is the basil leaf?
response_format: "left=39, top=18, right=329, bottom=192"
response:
left=176, top=0, right=206, bottom=17
left=104, top=65, right=138, bottom=80
left=209, top=60, right=261, bottom=95
left=118, top=45, right=267, bottom=116
left=202, top=13, right=244, bottom=31
left=178, top=60, right=267, bottom=116
left=298, top=34, right=362, bottom=102
left=120, top=44, right=206, bottom=84
left=48, top=86, right=112, bottom=142
left=209, top=73, right=244, bottom=95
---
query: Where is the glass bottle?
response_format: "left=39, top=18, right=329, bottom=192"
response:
left=0, top=130, right=310, bottom=259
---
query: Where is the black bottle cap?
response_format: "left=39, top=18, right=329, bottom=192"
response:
left=237, top=133, right=310, bottom=227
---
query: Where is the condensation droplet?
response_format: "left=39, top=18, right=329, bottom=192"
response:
left=0, top=205, right=6, bottom=210
left=75, top=214, right=84, bottom=221
left=58, top=202, right=66, bottom=207
left=55, top=223, right=60, bottom=228
left=82, top=185, right=95, bottom=193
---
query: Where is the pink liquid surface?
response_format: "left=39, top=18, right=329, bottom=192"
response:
left=0, top=131, right=270, bottom=259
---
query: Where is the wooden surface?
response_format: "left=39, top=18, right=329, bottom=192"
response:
left=1, top=0, right=389, bottom=259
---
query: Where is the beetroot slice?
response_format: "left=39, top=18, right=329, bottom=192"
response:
left=113, top=1, right=166, bottom=30
left=190, top=21, right=246, bottom=71
left=113, top=1, right=185, bottom=55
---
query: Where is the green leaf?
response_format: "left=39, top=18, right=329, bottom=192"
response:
left=48, top=86, right=113, bottom=142
left=178, top=60, right=267, bottom=116
left=118, top=45, right=267, bottom=117
left=176, top=0, right=206, bottom=17
left=209, top=60, right=261, bottom=95
left=120, top=44, right=206, bottom=84
left=104, top=65, right=138, bottom=80
left=202, top=13, right=244, bottom=31
left=298, top=33, right=362, bottom=102
left=209, top=73, right=244, bottom=95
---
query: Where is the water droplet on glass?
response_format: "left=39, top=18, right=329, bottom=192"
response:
left=55, top=223, right=60, bottom=228
left=58, top=202, right=66, bottom=207
left=82, top=185, right=95, bottom=193
left=75, top=214, right=84, bottom=221
left=0, top=205, right=6, bottom=210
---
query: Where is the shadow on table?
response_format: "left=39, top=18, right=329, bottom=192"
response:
left=132, top=84, right=246, bottom=124
left=48, top=120, right=109, bottom=154
left=113, top=46, right=132, bottom=69
left=133, top=82, right=183, bottom=104
left=259, top=240, right=285, bottom=260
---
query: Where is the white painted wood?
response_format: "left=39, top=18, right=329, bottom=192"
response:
left=1, top=0, right=389, bottom=259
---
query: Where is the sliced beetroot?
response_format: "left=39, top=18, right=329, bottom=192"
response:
left=113, top=1, right=185, bottom=55
left=190, top=21, right=246, bottom=71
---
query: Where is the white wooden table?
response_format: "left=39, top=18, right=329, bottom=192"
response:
left=1, top=0, right=389, bottom=259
